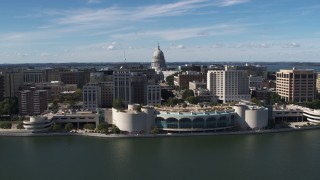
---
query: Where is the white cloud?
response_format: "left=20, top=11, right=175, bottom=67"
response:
left=87, top=0, right=103, bottom=4
left=170, top=44, right=186, bottom=49
left=107, top=45, right=115, bottom=50
left=112, top=24, right=246, bottom=41
left=217, top=0, right=250, bottom=7
left=283, top=42, right=301, bottom=48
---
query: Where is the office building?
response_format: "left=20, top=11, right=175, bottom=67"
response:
left=207, top=67, right=250, bottom=103
left=83, top=82, right=101, bottom=110
left=17, top=88, right=48, bottom=115
left=276, top=68, right=316, bottom=102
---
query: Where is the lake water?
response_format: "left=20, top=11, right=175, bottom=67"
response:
left=1, top=130, right=320, bottom=180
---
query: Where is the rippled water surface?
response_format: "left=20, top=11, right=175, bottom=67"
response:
left=1, top=130, right=320, bottom=180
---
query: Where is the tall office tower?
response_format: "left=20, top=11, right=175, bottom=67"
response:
left=44, top=68, right=63, bottom=82
left=207, top=67, right=250, bottom=103
left=83, top=82, right=101, bottom=110
left=23, top=69, right=45, bottom=83
left=17, top=88, right=48, bottom=115
left=3, top=70, right=24, bottom=98
left=276, top=68, right=316, bottom=102
left=146, top=83, right=161, bottom=106
left=151, top=44, right=166, bottom=71
left=113, top=70, right=148, bottom=106
left=0, top=75, right=4, bottom=101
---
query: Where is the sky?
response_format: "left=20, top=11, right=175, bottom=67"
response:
left=0, top=0, right=319, bottom=63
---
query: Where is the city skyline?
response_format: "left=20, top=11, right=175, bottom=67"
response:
left=0, top=0, right=319, bottom=63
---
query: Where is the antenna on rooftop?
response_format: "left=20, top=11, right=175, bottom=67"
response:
left=123, top=51, right=126, bottom=63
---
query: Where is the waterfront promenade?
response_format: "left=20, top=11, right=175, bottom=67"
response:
left=1, top=125, right=320, bottom=138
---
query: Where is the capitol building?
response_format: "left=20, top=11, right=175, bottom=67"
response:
left=151, top=44, right=166, bottom=71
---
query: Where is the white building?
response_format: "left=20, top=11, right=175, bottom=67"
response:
left=112, top=104, right=156, bottom=134
left=151, top=44, right=166, bottom=71
left=233, top=101, right=268, bottom=130
left=83, top=82, right=101, bottom=110
left=207, top=67, right=250, bottom=103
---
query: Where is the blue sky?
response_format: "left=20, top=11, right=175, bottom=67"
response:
left=0, top=0, right=319, bottom=63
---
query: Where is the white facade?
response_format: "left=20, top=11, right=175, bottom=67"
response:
left=23, top=116, right=53, bottom=132
left=83, top=83, right=101, bottom=110
left=207, top=68, right=250, bottom=103
left=112, top=104, right=156, bottom=133
left=151, top=44, right=166, bottom=71
left=146, top=84, right=161, bottom=106
left=233, top=103, right=268, bottom=130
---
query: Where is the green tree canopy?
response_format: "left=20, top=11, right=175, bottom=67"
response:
left=165, top=73, right=178, bottom=86
left=182, top=89, right=194, bottom=100
left=251, top=97, right=263, bottom=106
left=52, top=124, right=62, bottom=132
left=186, top=96, right=198, bottom=104
left=17, top=122, right=24, bottom=129
left=111, top=124, right=120, bottom=134
left=0, top=122, right=12, bottom=129
left=270, top=92, right=283, bottom=105
left=97, top=122, right=108, bottom=133
left=166, top=97, right=179, bottom=106
left=161, top=89, right=174, bottom=102
left=113, top=98, right=124, bottom=110
left=64, top=123, right=74, bottom=132
left=84, top=123, right=95, bottom=130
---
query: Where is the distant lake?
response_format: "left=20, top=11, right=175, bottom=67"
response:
left=1, top=130, right=320, bottom=180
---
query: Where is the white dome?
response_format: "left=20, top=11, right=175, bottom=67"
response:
left=151, top=44, right=166, bottom=71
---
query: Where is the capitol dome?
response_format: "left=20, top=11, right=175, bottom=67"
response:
left=151, top=44, right=166, bottom=71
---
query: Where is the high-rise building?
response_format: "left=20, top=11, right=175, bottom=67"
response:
left=83, top=82, right=101, bottom=110
left=3, top=70, right=24, bottom=98
left=0, top=75, right=4, bottom=101
left=113, top=70, right=148, bottom=106
left=17, top=88, right=48, bottom=115
left=146, top=83, right=161, bottom=106
left=23, top=69, right=45, bottom=83
left=207, top=67, right=250, bottom=103
left=276, top=68, right=316, bottom=102
left=151, top=44, right=166, bottom=71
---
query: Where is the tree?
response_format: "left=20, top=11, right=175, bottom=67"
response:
left=0, top=122, right=12, bottom=129
left=251, top=97, right=263, bottom=106
left=111, top=124, right=120, bottom=134
left=182, top=103, right=188, bottom=108
left=166, top=97, right=178, bottom=106
left=17, top=122, right=24, bottom=129
left=150, top=125, right=159, bottom=134
left=270, top=92, right=282, bottom=105
left=182, top=89, right=194, bottom=100
left=84, top=123, right=95, bottom=130
left=97, top=122, right=108, bottom=133
left=113, top=98, right=124, bottom=110
left=64, top=123, right=74, bottom=132
left=161, top=89, right=174, bottom=102
left=186, top=96, right=198, bottom=104
left=52, top=124, right=62, bottom=132
left=165, top=73, right=178, bottom=86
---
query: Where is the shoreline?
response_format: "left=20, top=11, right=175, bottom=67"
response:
left=1, top=126, right=320, bottom=138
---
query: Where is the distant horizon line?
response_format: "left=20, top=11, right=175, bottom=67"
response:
left=1, top=61, right=320, bottom=65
